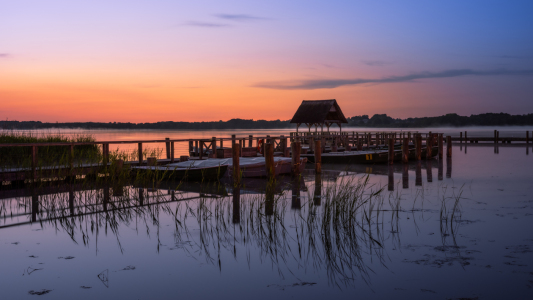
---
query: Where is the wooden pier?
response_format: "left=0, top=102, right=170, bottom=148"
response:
left=0, top=131, right=459, bottom=185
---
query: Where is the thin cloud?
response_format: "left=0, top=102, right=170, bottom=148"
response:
left=362, top=60, right=392, bottom=67
left=0, top=53, right=10, bottom=58
left=183, top=21, right=229, bottom=28
left=253, top=69, right=533, bottom=90
left=214, top=14, right=270, bottom=22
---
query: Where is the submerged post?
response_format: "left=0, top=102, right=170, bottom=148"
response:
left=402, top=137, right=409, bottom=163
left=265, top=142, right=275, bottom=179
left=388, top=138, right=394, bottom=165
left=232, top=143, right=240, bottom=184
left=527, top=131, right=530, bottom=145
left=315, top=139, right=321, bottom=173
left=291, top=141, right=301, bottom=176
left=446, top=136, right=452, bottom=157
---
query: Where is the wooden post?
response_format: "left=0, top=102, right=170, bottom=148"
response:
left=249, top=135, right=253, bottom=147
left=494, top=130, right=497, bottom=144
left=438, top=134, right=443, bottom=159
left=211, top=137, right=216, bottom=158
left=496, top=131, right=499, bottom=144
left=402, top=137, right=409, bottom=163
left=426, top=137, right=432, bottom=159
left=199, top=140, right=203, bottom=160
left=465, top=131, right=468, bottom=143
left=388, top=138, right=394, bottom=165
left=189, top=140, right=193, bottom=154
left=138, top=143, right=143, bottom=166
left=291, top=141, right=301, bottom=176
left=265, top=143, right=275, bottom=179
left=446, top=136, right=452, bottom=157
left=31, top=145, right=38, bottom=180
left=103, top=143, right=109, bottom=166
left=460, top=132, right=463, bottom=143
left=69, top=144, right=74, bottom=169
left=165, top=138, right=170, bottom=159
left=147, top=157, right=157, bottom=166
left=527, top=131, right=530, bottom=144
left=232, top=134, right=236, bottom=146
left=416, top=134, right=422, bottom=160
left=170, top=141, right=175, bottom=163
left=232, top=143, right=240, bottom=184
left=315, top=140, right=321, bottom=173
left=195, top=140, right=199, bottom=156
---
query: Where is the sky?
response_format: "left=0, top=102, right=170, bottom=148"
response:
left=1, top=0, right=533, bottom=123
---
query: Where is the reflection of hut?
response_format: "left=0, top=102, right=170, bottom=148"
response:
left=290, top=99, right=348, bottom=133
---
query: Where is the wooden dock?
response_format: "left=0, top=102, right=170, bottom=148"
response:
left=5, top=129, right=518, bottom=185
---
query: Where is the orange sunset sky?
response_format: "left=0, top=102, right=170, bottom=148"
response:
left=1, top=1, right=532, bottom=123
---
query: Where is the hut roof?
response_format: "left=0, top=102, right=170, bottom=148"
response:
left=290, top=99, right=348, bottom=124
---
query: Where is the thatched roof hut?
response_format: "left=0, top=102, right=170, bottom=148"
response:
left=290, top=99, right=348, bottom=132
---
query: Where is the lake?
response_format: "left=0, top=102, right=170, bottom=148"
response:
left=1, top=128, right=533, bottom=299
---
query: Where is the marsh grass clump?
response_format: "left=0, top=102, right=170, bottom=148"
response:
left=0, top=130, right=99, bottom=168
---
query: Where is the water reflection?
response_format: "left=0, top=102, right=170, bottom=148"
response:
left=313, top=173, right=322, bottom=206
left=426, top=160, right=433, bottom=182
left=438, top=159, right=443, bottom=181
left=446, top=157, right=452, bottom=178
left=402, top=164, right=409, bottom=189
left=415, top=161, right=422, bottom=186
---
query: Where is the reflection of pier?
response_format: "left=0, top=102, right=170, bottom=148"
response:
left=316, top=157, right=452, bottom=191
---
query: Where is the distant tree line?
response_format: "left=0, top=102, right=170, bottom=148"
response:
left=2, top=113, right=533, bottom=130
left=346, top=113, right=533, bottom=127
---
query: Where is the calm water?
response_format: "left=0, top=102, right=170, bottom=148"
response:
left=1, top=129, right=533, bottom=299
